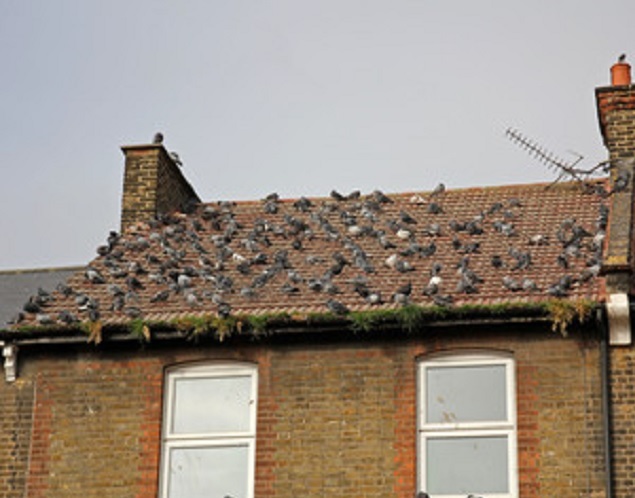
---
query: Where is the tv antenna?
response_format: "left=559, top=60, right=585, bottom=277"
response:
left=505, top=128, right=613, bottom=189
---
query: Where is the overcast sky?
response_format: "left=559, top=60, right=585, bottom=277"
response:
left=0, top=1, right=632, bottom=270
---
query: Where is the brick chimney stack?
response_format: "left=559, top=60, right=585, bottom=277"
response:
left=595, top=56, right=635, bottom=293
left=596, top=57, right=634, bottom=159
left=120, top=142, right=201, bottom=233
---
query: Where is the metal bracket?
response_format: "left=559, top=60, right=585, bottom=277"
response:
left=607, top=293, right=631, bottom=345
left=2, top=342, right=18, bottom=382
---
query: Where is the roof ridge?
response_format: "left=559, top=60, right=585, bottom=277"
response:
left=0, top=265, right=85, bottom=276
left=196, top=179, right=608, bottom=206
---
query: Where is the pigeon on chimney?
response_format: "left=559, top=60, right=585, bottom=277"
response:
left=618, top=53, right=627, bottom=63
left=153, top=132, right=164, bottom=144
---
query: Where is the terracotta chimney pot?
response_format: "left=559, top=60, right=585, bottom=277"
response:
left=611, top=61, right=631, bottom=86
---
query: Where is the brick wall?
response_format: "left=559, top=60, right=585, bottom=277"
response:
left=0, top=324, right=606, bottom=497
left=120, top=145, right=200, bottom=233
left=596, top=86, right=635, bottom=160
left=0, top=376, right=34, bottom=498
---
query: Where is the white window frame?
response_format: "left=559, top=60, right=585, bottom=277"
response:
left=159, top=362, right=258, bottom=498
left=417, top=353, right=517, bottom=498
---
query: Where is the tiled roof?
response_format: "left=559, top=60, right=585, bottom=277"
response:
left=0, top=267, right=83, bottom=327
left=7, top=181, right=608, bottom=332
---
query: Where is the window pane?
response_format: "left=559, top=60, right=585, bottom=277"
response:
left=426, top=364, right=507, bottom=423
left=172, top=375, right=252, bottom=434
left=426, top=435, right=509, bottom=494
left=167, top=445, right=249, bottom=498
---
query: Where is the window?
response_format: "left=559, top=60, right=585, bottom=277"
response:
left=160, top=362, right=258, bottom=498
left=417, top=353, right=517, bottom=498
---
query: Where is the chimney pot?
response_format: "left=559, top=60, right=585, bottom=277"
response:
left=611, top=61, right=631, bottom=86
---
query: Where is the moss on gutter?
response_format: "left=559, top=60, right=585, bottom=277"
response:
left=128, top=299, right=599, bottom=341
left=2, top=299, right=599, bottom=343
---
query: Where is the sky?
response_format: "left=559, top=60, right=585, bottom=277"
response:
left=0, top=0, right=633, bottom=270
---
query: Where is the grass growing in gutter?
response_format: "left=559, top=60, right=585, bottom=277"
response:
left=4, top=299, right=598, bottom=343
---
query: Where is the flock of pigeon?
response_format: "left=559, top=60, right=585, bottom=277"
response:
left=11, top=179, right=607, bottom=328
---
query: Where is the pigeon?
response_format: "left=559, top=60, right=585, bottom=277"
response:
left=85, top=267, right=106, bottom=284
left=522, top=277, right=538, bottom=291
left=330, top=189, right=345, bottom=201
left=366, top=291, right=383, bottom=305
left=124, top=306, right=143, bottom=318
left=529, top=234, right=549, bottom=246
left=491, top=254, right=504, bottom=268
left=126, top=275, right=144, bottom=290
left=392, top=282, right=412, bottom=305
left=293, top=196, right=313, bottom=212
left=432, top=294, right=454, bottom=307
left=370, top=189, right=393, bottom=204
left=153, top=132, right=164, bottom=144
left=430, top=183, right=445, bottom=197
left=36, top=313, right=55, bottom=326
left=325, top=299, right=349, bottom=315
left=150, top=290, right=170, bottom=303
left=107, top=284, right=125, bottom=297
left=385, top=254, right=399, bottom=269
left=185, top=292, right=200, bottom=307
left=400, top=210, right=418, bottom=225
left=423, top=276, right=442, bottom=296
left=427, top=202, right=443, bottom=214
left=502, top=276, right=522, bottom=292
left=395, top=260, right=415, bottom=273
left=58, top=310, right=79, bottom=324
left=169, top=151, right=183, bottom=166
left=56, top=282, right=75, bottom=297
left=618, top=53, right=627, bottom=63
left=612, top=169, right=631, bottom=193
left=423, top=223, right=442, bottom=236
left=281, top=282, right=300, bottom=294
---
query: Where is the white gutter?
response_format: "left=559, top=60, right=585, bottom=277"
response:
left=607, top=293, right=631, bottom=345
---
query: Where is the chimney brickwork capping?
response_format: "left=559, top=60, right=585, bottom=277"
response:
left=120, top=144, right=201, bottom=233
left=595, top=57, right=635, bottom=293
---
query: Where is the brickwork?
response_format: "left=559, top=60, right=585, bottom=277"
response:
left=0, top=324, right=606, bottom=498
left=596, top=86, right=635, bottom=159
left=0, top=376, right=35, bottom=498
left=120, top=145, right=200, bottom=233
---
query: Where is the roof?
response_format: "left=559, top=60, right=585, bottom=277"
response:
left=5, top=181, right=608, bottom=334
left=0, top=267, right=83, bottom=328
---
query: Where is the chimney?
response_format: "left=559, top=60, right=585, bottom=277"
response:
left=595, top=56, right=635, bottom=294
left=596, top=56, right=635, bottom=159
left=120, top=141, right=201, bottom=233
